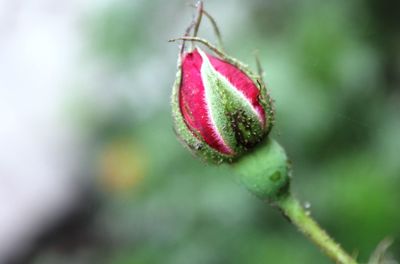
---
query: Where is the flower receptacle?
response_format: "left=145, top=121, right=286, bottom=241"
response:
left=232, top=138, right=291, bottom=202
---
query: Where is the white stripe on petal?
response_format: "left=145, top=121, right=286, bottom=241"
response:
left=198, top=48, right=234, bottom=155
left=197, top=48, right=263, bottom=124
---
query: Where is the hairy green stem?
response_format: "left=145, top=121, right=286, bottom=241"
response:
left=232, top=138, right=357, bottom=263
left=276, top=194, right=358, bottom=264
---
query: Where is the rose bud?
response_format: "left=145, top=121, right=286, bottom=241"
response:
left=172, top=47, right=274, bottom=164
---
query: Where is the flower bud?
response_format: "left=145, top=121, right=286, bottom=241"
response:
left=172, top=47, right=274, bottom=163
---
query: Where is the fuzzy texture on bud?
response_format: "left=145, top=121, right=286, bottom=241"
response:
left=172, top=47, right=274, bottom=163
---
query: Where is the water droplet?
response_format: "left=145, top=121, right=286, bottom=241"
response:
left=194, top=143, right=203, bottom=150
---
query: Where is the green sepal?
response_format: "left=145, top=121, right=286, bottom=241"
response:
left=212, top=50, right=275, bottom=132
left=231, top=138, right=291, bottom=201
left=199, top=49, right=265, bottom=155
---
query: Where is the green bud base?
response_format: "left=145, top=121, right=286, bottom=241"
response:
left=232, top=138, right=290, bottom=202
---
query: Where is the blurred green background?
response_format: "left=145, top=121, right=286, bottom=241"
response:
left=30, top=0, right=399, bottom=263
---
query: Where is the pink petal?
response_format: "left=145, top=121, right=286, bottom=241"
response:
left=179, top=49, right=233, bottom=154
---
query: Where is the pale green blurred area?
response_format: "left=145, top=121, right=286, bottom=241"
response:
left=34, top=0, right=400, bottom=263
